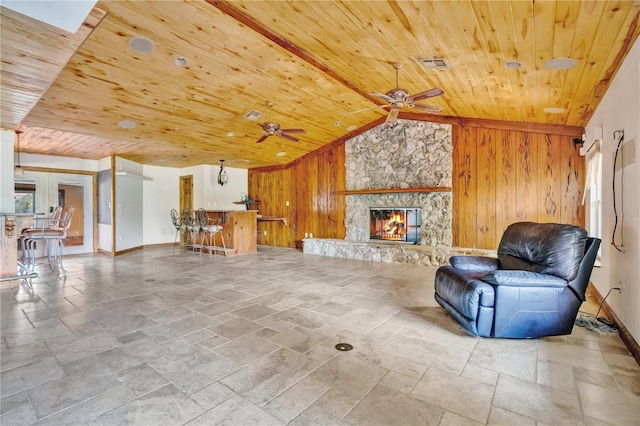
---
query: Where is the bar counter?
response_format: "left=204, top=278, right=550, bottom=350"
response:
left=206, top=210, right=257, bottom=255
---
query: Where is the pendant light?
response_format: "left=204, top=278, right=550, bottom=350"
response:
left=217, top=159, right=228, bottom=186
left=14, top=130, right=25, bottom=175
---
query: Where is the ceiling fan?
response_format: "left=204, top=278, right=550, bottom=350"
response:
left=355, top=62, right=444, bottom=126
left=256, top=103, right=305, bottom=143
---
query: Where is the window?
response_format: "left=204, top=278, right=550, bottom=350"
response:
left=583, top=140, right=602, bottom=245
left=14, top=182, right=36, bottom=213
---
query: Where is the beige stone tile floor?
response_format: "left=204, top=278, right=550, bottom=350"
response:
left=1, top=246, right=639, bottom=425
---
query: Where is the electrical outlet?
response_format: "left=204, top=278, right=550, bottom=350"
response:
left=304, top=233, right=308, bottom=238
left=309, top=233, right=313, bottom=238
left=286, top=201, right=290, bottom=206
left=263, top=230, right=267, bottom=236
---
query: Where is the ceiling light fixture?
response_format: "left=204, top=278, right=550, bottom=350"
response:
left=543, top=107, right=565, bottom=114
left=118, top=119, right=137, bottom=129
left=173, top=56, right=188, bottom=67
left=544, top=58, right=578, bottom=70
left=276, top=151, right=286, bottom=157
left=217, top=160, right=228, bottom=186
left=226, top=132, right=235, bottom=137
left=505, top=60, right=522, bottom=69
left=346, top=125, right=357, bottom=132
left=128, top=36, right=155, bottom=54
left=14, top=130, right=25, bottom=176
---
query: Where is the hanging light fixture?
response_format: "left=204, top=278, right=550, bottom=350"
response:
left=14, top=130, right=25, bottom=176
left=217, top=159, right=228, bottom=186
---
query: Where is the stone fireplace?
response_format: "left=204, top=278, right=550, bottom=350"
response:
left=304, top=119, right=458, bottom=266
left=345, top=119, right=453, bottom=247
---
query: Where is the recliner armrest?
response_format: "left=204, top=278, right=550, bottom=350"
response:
left=450, top=256, right=499, bottom=272
left=482, top=270, right=567, bottom=288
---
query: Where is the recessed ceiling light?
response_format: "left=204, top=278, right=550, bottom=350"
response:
left=346, top=125, right=357, bottom=132
left=505, top=60, right=522, bottom=69
left=276, top=151, right=286, bottom=157
left=335, top=121, right=343, bottom=127
left=226, top=132, right=235, bottom=137
left=128, top=36, right=155, bottom=54
left=543, top=107, right=565, bottom=114
left=545, top=58, right=578, bottom=70
left=118, top=119, right=137, bottom=129
left=174, top=56, right=188, bottom=67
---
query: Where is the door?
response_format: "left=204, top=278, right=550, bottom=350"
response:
left=15, top=171, right=94, bottom=257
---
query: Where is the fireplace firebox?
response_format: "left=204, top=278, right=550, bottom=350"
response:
left=369, top=207, right=421, bottom=243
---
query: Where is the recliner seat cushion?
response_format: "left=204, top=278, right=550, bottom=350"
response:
left=498, top=222, right=587, bottom=282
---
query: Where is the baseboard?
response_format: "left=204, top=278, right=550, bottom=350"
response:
left=113, top=242, right=177, bottom=256
left=587, top=282, right=640, bottom=366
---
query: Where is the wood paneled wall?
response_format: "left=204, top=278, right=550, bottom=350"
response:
left=454, top=126, right=584, bottom=249
left=249, top=143, right=346, bottom=248
left=250, top=119, right=584, bottom=250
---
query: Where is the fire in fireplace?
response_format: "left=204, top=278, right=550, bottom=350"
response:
left=369, top=207, right=421, bottom=243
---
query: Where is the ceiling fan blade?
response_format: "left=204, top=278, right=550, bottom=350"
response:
left=256, top=134, right=269, bottom=143
left=257, top=122, right=270, bottom=131
left=280, top=128, right=305, bottom=134
left=350, top=104, right=390, bottom=115
left=411, top=103, right=443, bottom=113
left=369, top=92, right=395, bottom=103
left=410, top=87, right=444, bottom=102
left=277, top=132, right=300, bottom=142
left=385, top=107, right=400, bottom=126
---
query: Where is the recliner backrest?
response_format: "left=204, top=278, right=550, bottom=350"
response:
left=497, top=222, right=588, bottom=281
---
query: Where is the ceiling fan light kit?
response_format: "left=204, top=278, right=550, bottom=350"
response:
left=256, top=103, right=305, bottom=143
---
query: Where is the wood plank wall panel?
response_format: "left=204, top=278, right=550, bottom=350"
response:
left=248, top=143, right=345, bottom=248
left=453, top=125, right=478, bottom=249
left=452, top=126, right=585, bottom=250
left=252, top=120, right=583, bottom=252
left=495, top=130, right=517, bottom=236
left=476, top=128, right=497, bottom=249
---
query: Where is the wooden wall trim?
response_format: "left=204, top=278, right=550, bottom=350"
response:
left=399, top=112, right=584, bottom=137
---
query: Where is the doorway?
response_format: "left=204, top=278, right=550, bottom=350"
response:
left=15, top=171, right=94, bottom=256
left=179, top=175, right=193, bottom=213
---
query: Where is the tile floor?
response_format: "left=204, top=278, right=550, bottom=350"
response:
left=1, top=246, right=639, bottom=425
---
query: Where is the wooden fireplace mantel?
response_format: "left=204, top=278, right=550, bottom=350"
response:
left=336, top=186, right=451, bottom=195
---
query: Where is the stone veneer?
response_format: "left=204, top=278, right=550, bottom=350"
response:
left=304, top=119, right=457, bottom=266
left=303, top=238, right=495, bottom=267
left=345, top=119, right=452, bottom=246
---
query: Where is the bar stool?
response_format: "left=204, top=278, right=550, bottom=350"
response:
left=20, top=206, right=75, bottom=277
left=170, top=208, right=186, bottom=254
left=204, top=215, right=227, bottom=258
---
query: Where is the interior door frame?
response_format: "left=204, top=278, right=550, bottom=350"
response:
left=179, top=175, right=193, bottom=213
left=20, top=166, right=98, bottom=254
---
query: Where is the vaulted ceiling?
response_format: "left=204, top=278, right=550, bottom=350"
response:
left=2, top=1, right=639, bottom=169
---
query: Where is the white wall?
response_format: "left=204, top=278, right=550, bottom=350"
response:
left=178, top=164, right=248, bottom=212
left=20, top=153, right=98, bottom=172
left=114, top=157, right=143, bottom=251
left=585, top=37, right=640, bottom=342
left=97, top=156, right=112, bottom=252
left=143, top=164, right=180, bottom=245
left=0, top=130, right=15, bottom=211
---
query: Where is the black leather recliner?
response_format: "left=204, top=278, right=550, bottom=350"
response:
left=434, top=222, right=601, bottom=338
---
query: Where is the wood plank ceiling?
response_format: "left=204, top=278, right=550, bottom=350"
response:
left=2, top=1, right=639, bottom=169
